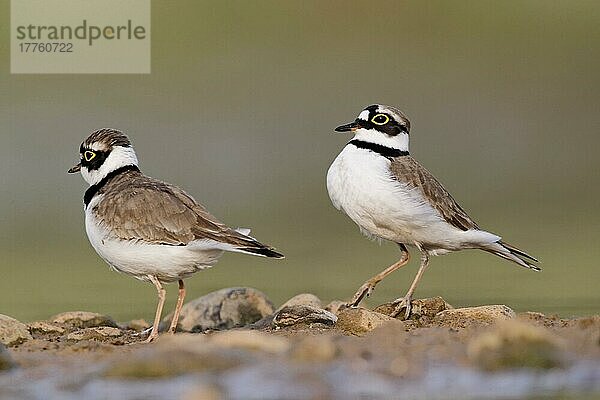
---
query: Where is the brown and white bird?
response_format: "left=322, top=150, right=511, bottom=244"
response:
left=69, top=129, right=283, bottom=341
left=326, top=104, right=539, bottom=318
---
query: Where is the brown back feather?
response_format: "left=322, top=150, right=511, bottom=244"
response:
left=389, top=156, right=479, bottom=231
left=93, top=170, right=269, bottom=249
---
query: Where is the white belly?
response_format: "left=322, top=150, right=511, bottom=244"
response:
left=84, top=200, right=223, bottom=282
left=326, top=145, right=478, bottom=250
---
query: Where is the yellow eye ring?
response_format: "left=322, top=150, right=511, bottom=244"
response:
left=84, top=151, right=96, bottom=162
left=371, top=114, right=390, bottom=125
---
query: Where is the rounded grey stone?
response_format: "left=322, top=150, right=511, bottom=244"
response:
left=162, top=287, right=274, bottom=332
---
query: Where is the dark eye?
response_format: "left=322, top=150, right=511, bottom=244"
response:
left=83, top=151, right=96, bottom=162
left=371, top=114, right=389, bottom=125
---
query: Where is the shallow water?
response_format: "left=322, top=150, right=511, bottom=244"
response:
left=2, top=355, right=599, bottom=400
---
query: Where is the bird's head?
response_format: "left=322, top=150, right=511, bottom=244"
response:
left=335, top=104, right=411, bottom=151
left=68, top=128, right=139, bottom=185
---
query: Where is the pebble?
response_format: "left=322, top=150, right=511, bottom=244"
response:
left=27, top=321, right=66, bottom=335
left=0, top=314, right=33, bottom=346
left=434, top=305, right=515, bottom=328
left=66, top=327, right=122, bottom=341
left=375, top=296, right=453, bottom=320
left=275, top=293, right=322, bottom=313
left=51, top=311, right=118, bottom=329
left=162, top=287, right=274, bottom=332
left=272, top=305, right=337, bottom=329
left=335, top=307, right=402, bottom=336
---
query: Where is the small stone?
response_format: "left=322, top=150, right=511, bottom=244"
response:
left=434, top=305, right=515, bottom=328
left=210, top=330, right=290, bottom=354
left=375, top=297, right=453, bottom=320
left=27, top=321, right=66, bottom=335
left=291, top=335, right=337, bottom=362
left=66, top=327, right=122, bottom=341
left=468, top=319, right=565, bottom=371
left=336, top=307, right=402, bottom=336
left=272, top=305, right=337, bottom=329
left=0, top=343, right=16, bottom=371
left=51, top=311, right=118, bottom=329
left=324, top=300, right=345, bottom=315
left=123, top=319, right=150, bottom=332
left=250, top=293, right=322, bottom=330
left=162, top=287, right=274, bottom=332
left=276, top=293, right=322, bottom=313
left=0, top=314, right=33, bottom=346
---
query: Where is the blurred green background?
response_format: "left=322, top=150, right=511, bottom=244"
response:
left=1, top=1, right=598, bottom=322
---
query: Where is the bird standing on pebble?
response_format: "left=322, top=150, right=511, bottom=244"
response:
left=327, top=104, right=539, bottom=318
left=69, top=129, right=283, bottom=341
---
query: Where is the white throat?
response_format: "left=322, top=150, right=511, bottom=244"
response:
left=81, top=146, right=139, bottom=186
left=352, top=128, right=410, bottom=152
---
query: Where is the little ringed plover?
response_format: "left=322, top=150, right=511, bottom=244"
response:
left=69, top=128, right=283, bottom=341
left=326, top=104, right=539, bottom=318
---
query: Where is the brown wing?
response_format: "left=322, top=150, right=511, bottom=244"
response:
left=93, top=171, right=270, bottom=249
left=389, top=156, right=479, bottom=231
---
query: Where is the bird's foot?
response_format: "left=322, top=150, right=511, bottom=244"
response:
left=345, top=280, right=379, bottom=308
left=391, top=295, right=413, bottom=320
left=144, top=333, right=159, bottom=343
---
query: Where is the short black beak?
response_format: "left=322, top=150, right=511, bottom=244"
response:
left=68, top=163, right=81, bottom=174
left=335, top=120, right=361, bottom=132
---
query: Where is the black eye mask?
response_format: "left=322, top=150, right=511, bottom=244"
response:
left=81, top=149, right=111, bottom=171
left=355, top=117, right=408, bottom=136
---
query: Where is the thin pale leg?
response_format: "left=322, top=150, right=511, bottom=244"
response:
left=145, top=275, right=166, bottom=343
left=347, top=244, right=410, bottom=308
left=391, top=249, right=429, bottom=319
left=168, top=280, right=186, bottom=334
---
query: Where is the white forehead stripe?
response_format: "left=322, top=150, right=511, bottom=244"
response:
left=357, top=110, right=370, bottom=121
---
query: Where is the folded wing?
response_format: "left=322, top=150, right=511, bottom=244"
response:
left=93, top=174, right=283, bottom=258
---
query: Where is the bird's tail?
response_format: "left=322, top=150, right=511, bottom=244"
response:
left=230, top=228, right=285, bottom=259
left=191, top=228, right=284, bottom=259
left=483, top=240, right=540, bottom=271
left=235, top=246, right=285, bottom=258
